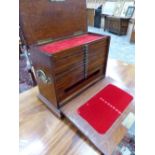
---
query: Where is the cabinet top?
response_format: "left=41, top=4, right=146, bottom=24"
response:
left=20, top=0, right=87, bottom=45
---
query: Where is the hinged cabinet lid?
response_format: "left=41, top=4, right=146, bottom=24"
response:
left=19, top=0, right=87, bottom=45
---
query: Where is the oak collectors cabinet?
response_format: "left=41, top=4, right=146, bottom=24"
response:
left=20, top=1, right=135, bottom=155
left=20, top=0, right=110, bottom=117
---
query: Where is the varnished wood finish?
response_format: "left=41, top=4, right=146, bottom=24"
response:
left=106, top=59, right=135, bottom=94
left=20, top=59, right=135, bottom=155
left=61, top=77, right=134, bottom=155
left=20, top=0, right=111, bottom=117
left=30, top=34, right=110, bottom=116
left=19, top=0, right=87, bottom=45
left=104, top=16, right=130, bottom=35
left=38, top=93, right=62, bottom=117
left=130, top=24, right=135, bottom=43
left=30, top=47, right=58, bottom=108
left=87, top=8, right=95, bottom=26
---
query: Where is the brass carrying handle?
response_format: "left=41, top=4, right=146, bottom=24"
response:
left=36, top=70, right=52, bottom=84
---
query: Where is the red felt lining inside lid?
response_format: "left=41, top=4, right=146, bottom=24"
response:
left=39, top=34, right=104, bottom=54
left=77, top=84, right=133, bottom=134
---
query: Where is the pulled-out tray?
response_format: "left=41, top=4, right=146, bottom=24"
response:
left=61, top=77, right=134, bottom=155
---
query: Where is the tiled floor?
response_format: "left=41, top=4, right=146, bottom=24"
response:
left=88, top=26, right=135, bottom=64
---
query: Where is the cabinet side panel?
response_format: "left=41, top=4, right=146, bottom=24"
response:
left=30, top=47, right=58, bottom=108
left=103, top=36, right=111, bottom=76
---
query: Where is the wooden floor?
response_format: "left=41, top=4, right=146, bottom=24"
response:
left=19, top=59, right=135, bottom=155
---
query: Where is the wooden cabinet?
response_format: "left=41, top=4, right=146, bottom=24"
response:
left=19, top=1, right=135, bottom=155
left=104, top=16, right=130, bottom=35
left=20, top=0, right=110, bottom=116
left=130, top=22, right=135, bottom=43
left=87, top=8, right=95, bottom=26
left=30, top=34, right=110, bottom=109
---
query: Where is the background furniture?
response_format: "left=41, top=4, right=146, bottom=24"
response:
left=104, top=15, right=130, bottom=35
left=19, top=45, right=37, bottom=93
left=130, top=22, right=135, bottom=43
left=19, top=28, right=37, bottom=92
left=20, top=59, right=135, bottom=155
left=87, top=8, right=95, bottom=26
left=94, top=5, right=102, bottom=28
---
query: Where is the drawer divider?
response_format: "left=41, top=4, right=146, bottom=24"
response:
left=84, top=44, right=88, bottom=79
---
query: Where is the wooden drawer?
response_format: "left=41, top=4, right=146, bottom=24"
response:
left=88, top=40, right=108, bottom=62
left=88, top=61, right=104, bottom=76
left=88, top=39, right=108, bottom=51
left=56, top=67, right=104, bottom=103
left=87, top=64, right=103, bottom=77
left=54, top=56, right=84, bottom=75
left=53, top=46, right=85, bottom=59
left=86, top=39, right=108, bottom=76
left=55, top=64, right=84, bottom=89
left=88, top=50, right=106, bottom=61
left=88, top=58, right=104, bottom=68
left=53, top=46, right=84, bottom=74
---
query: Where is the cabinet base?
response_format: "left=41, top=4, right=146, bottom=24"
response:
left=38, top=94, right=62, bottom=118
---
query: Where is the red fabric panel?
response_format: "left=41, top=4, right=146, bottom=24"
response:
left=77, top=84, right=133, bottom=134
left=40, top=34, right=104, bottom=54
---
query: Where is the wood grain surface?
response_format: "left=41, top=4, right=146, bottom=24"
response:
left=61, top=77, right=134, bottom=155
left=104, top=16, right=130, bottom=35
left=19, top=59, right=135, bottom=155
left=30, top=34, right=110, bottom=111
left=19, top=0, right=87, bottom=45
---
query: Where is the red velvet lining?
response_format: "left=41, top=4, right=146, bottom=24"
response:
left=40, top=34, right=104, bottom=54
left=77, top=84, right=133, bottom=134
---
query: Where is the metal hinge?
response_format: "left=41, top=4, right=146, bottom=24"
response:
left=36, top=38, right=53, bottom=45
left=73, top=31, right=83, bottom=36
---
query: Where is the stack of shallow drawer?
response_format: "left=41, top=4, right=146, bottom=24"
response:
left=19, top=0, right=111, bottom=114
left=87, top=39, right=109, bottom=77
left=54, top=46, right=85, bottom=103
left=30, top=33, right=110, bottom=112
left=44, top=34, right=110, bottom=105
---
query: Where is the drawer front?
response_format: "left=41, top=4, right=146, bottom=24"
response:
left=87, top=59, right=105, bottom=76
left=121, top=20, right=129, bottom=27
left=54, top=37, right=109, bottom=104
left=54, top=56, right=84, bottom=75
left=57, top=66, right=104, bottom=103
left=86, top=39, right=108, bottom=76
left=88, top=39, right=108, bottom=51
left=55, top=64, right=84, bottom=89
left=53, top=46, right=84, bottom=60
left=53, top=46, right=84, bottom=74
left=88, top=49, right=107, bottom=61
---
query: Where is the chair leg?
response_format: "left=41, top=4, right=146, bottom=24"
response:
left=28, top=69, right=37, bottom=86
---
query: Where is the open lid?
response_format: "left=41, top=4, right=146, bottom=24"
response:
left=19, top=0, right=87, bottom=45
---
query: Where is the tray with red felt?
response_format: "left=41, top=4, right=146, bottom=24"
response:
left=61, top=77, right=134, bottom=155
left=39, top=34, right=105, bottom=54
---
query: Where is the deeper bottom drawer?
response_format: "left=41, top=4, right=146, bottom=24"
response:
left=55, top=67, right=84, bottom=89
left=56, top=66, right=104, bottom=104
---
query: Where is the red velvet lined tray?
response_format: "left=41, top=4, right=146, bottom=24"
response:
left=40, top=34, right=104, bottom=54
left=77, top=84, right=133, bottom=134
